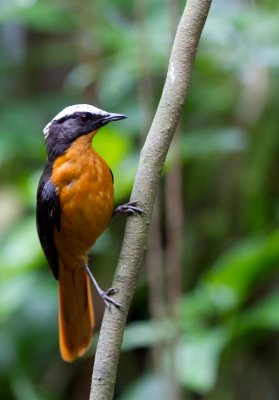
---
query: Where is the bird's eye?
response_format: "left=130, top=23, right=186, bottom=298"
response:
left=79, top=113, right=92, bottom=124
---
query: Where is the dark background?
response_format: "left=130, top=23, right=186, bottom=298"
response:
left=1, top=0, right=279, bottom=399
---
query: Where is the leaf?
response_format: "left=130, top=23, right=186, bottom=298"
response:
left=204, top=231, right=279, bottom=306
left=178, top=285, right=238, bottom=325
left=122, top=320, right=175, bottom=351
left=0, top=217, right=43, bottom=280
left=120, top=374, right=173, bottom=400
left=93, top=126, right=137, bottom=201
left=175, top=328, right=229, bottom=393
left=0, top=270, right=37, bottom=321
left=233, top=293, right=279, bottom=337
left=93, top=126, right=132, bottom=170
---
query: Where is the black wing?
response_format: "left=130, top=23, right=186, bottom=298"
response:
left=110, top=168, right=114, bottom=183
left=36, top=165, right=60, bottom=279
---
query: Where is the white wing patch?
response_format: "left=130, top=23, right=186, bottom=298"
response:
left=43, top=104, right=107, bottom=138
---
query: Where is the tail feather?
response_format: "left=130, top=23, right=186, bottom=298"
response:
left=58, top=262, right=94, bottom=362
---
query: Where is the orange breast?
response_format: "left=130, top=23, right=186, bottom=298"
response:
left=51, top=133, right=114, bottom=265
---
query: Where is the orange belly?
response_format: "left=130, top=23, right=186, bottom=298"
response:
left=51, top=134, right=114, bottom=267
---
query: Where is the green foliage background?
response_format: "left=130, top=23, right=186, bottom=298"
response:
left=1, top=0, right=279, bottom=399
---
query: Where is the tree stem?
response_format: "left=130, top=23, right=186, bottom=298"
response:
left=89, top=1, right=212, bottom=398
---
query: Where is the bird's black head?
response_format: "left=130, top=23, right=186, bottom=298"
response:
left=43, top=104, right=127, bottom=161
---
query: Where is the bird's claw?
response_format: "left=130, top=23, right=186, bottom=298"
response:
left=113, top=201, right=144, bottom=217
left=100, top=287, right=121, bottom=309
left=106, top=287, right=119, bottom=296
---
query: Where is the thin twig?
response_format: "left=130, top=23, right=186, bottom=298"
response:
left=89, top=1, right=212, bottom=399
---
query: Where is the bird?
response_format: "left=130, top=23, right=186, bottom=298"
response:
left=36, top=104, right=142, bottom=362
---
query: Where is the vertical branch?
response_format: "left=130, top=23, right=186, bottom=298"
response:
left=90, top=1, right=212, bottom=399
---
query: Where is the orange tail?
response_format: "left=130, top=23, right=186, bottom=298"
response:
left=58, top=262, right=94, bottom=362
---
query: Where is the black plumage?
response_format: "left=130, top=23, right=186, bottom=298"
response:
left=36, top=162, right=60, bottom=279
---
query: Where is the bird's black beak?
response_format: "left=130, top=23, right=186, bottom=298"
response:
left=104, top=113, right=127, bottom=122
left=95, top=113, right=127, bottom=129
left=94, top=112, right=127, bottom=131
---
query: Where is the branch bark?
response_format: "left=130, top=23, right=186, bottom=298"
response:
left=90, top=1, right=212, bottom=398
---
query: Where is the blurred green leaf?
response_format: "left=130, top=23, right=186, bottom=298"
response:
left=233, top=293, right=279, bottom=337
left=179, top=285, right=238, bottom=326
left=0, top=273, right=36, bottom=320
left=122, top=320, right=174, bottom=351
left=204, top=231, right=279, bottom=305
left=175, top=328, right=229, bottom=393
left=11, top=375, right=42, bottom=400
left=93, top=126, right=136, bottom=201
left=113, top=154, right=138, bottom=201
left=93, top=125, right=132, bottom=170
left=0, top=216, right=42, bottom=279
left=120, top=374, right=172, bottom=400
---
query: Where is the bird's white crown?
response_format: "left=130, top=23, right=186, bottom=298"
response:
left=43, top=104, right=107, bottom=138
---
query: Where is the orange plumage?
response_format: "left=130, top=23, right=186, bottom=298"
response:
left=52, top=133, right=114, bottom=361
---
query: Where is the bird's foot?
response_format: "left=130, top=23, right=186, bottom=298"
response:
left=85, top=265, right=121, bottom=309
left=99, top=287, right=121, bottom=309
left=113, top=201, right=144, bottom=217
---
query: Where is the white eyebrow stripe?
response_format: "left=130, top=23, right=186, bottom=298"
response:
left=53, top=104, right=107, bottom=121
left=43, top=104, right=107, bottom=138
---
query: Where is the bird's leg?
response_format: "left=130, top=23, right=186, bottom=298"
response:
left=85, top=264, right=121, bottom=309
left=112, top=201, right=144, bottom=217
